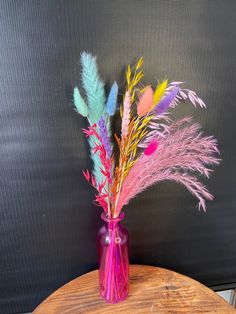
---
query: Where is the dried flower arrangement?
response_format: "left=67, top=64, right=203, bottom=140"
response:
left=74, top=52, right=220, bottom=217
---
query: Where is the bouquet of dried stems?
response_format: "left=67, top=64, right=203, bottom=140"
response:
left=74, top=52, right=220, bottom=217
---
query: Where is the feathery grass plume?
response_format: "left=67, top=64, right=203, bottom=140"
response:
left=80, top=52, right=111, bottom=185
left=137, top=86, right=154, bottom=116
left=98, top=117, right=112, bottom=158
left=121, top=91, right=131, bottom=139
left=151, top=79, right=168, bottom=110
left=73, top=87, right=89, bottom=117
left=106, top=82, right=118, bottom=116
left=166, top=82, right=206, bottom=108
left=80, top=52, right=106, bottom=124
left=116, top=117, right=220, bottom=214
left=138, top=114, right=172, bottom=148
left=154, top=87, right=180, bottom=115
left=126, top=57, right=144, bottom=102
left=96, top=116, right=113, bottom=206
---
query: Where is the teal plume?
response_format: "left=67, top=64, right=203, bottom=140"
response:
left=73, top=87, right=88, bottom=117
left=80, top=52, right=106, bottom=124
left=106, top=81, right=118, bottom=116
left=80, top=52, right=112, bottom=185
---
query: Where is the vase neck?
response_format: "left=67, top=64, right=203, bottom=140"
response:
left=101, top=212, right=124, bottom=230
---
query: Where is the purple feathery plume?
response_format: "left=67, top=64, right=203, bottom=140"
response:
left=98, top=117, right=112, bottom=158
left=154, top=87, right=180, bottom=115
left=166, top=82, right=206, bottom=109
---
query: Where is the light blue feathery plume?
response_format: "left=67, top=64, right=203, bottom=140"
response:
left=73, top=87, right=89, bottom=117
left=80, top=52, right=106, bottom=124
left=106, top=81, right=118, bottom=116
left=80, top=52, right=110, bottom=185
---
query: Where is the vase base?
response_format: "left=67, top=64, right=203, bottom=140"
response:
left=100, top=292, right=128, bottom=304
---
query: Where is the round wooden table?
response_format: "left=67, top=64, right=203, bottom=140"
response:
left=33, top=265, right=235, bottom=313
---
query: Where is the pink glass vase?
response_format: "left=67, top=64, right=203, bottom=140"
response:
left=97, top=212, right=129, bottom=303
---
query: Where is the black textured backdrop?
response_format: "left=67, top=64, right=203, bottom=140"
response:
left=0, top=0, right=236, bottom=313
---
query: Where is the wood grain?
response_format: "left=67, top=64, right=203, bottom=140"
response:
left=33, top=265, right=235, bottom=313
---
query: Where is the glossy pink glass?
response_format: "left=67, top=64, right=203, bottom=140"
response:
left=97, top=212, right=129, bottom=303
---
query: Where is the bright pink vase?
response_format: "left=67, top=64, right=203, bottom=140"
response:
left=97, top=212, right=129, bottom=303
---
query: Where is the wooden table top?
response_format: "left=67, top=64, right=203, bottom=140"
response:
left=33, top=264, right=235, bottom=313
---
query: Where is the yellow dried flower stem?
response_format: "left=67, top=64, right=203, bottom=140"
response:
left=127, top=57, right=144, bottom=96
left=124, top=114, right=152, bottom=174
left=126, top=65, right=131, bottom=86
left=114, top=57, right=146, bottom=215
left=136, top=56, right=143, bottom=70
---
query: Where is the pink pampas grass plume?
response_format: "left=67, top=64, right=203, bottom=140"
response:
left=116, top=117, right=220, bottom=214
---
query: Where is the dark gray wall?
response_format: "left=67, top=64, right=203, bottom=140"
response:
left=0, top=0, right=236, bottom=313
